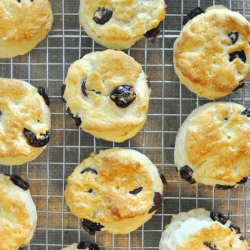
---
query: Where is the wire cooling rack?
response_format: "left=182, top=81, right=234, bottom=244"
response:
left=0, top=0, right=250, bottom=249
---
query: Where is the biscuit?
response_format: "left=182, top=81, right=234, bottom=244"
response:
left=0, top=173, right=37, bottom=249
left=174, top=102, right=250, bottom=189
left=159, top=208, right=248, bottom=250
left=62, top=49, right=150, bottom=143
left=0, top=0, right=53, bottom=58
left=61, top=241, right=99, bottom=250
left=0, top=77, right=51, bottom=165
left=78, top=0, right=167, bottom=50
left=173, top=5, right=250, bottom=100
left=64, top=147, right=164, bottom=234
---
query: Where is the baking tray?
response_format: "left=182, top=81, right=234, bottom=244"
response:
left=0, top=0, right=250, bottom=249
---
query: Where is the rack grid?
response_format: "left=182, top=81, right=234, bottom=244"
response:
left=0, top=0, right=250, bottom=249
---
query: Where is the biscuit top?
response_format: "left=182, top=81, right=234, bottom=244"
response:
left=0, top=78, right=51, bottom=164
left=80, top=0, right=166, bottom=42
left=159, top=208, right=248, bottom=250
left=63, top=49, right=151, bottom=142
left=64, top=148, right=163, bottom=223
left=175, top=102, right=250, bottom=186
left=0, top=174, right=37, bottom=249
left=174, top=6, right=250, bottom=99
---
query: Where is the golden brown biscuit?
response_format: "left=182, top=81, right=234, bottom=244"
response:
left=0, top=77, right=51, bottom=165
left=61, top=241, right=99, bottom=250
left=63, top=49, right=151, bottom=143
left=174, top=102, right=250, bottom=189
left=159, top=208, right=248, bottom=250
left=0, top=0, right=53, bottom=58
left=0, top=173, right=37, bottom=250
left=173, top=5, right=250, bottom=99
left=79, top=0, right=167, bottom=50
left=64, top=147, right=164, bottom=234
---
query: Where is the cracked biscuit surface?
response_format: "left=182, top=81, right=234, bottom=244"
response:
left=159, top=208, right=248, bottom=250
left=79, top=0, right=167, bottom=50
left=64, top=147, right=163, bottom=234
left=174, top=5, right=250, bottom=99
left=0, top=173, right=37, bottom=250
left=0, top=77, right=51, bottom=165
left=63, top=49, right=151, bottom=143
left=174, top=102, right=250, bottom=188
left=0, top=0, right=53, bottom=58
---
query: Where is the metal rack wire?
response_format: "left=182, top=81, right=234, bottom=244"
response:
left=0, top=0, right=250, bottom=249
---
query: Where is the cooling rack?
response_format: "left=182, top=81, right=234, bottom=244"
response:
left=0, top=0, right=250, bottom=249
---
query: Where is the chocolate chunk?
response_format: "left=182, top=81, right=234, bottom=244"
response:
left=160, top=174, right=167, bottom=185
left=203, top=241, right=218, bottom=250
left=93, top=8, right=113, bottom=25
left=215, top=184, right=235, bottom=190
left=144, top=24, right=161, bottom=38
left=66, top=107, right=82, bottom=127
left=179, top=165, right=196, bottom=184
left=237, top=177, right=248, bottom=184
left=183, top=7, right=204, bottom=25
left=77, top=241, right=99, bottom=250
left=82, top=219, right=104, bottom=235
left=229, top=50, right=246, bottom=63
left=210, top=212, right=228, bottom=225
left=81, top=79, right=88, bottom=97
left=61, top=84, right=66, bottom=103
left=9, top=175, right=29, bottom=191
left=228, top=32, right=239, bottom=44
left=110, top=84, right=136, bottom=108
left=80, top=168, right=98, bottom=175
left=241, top=108, right=250, bottom=117
left=37, top=86, right=50, bottom=106
left=23, top=128, right=50, bottom=147
left=129, top=187, right=142, bottom=194
left=148, top=192, right=162, bottom=213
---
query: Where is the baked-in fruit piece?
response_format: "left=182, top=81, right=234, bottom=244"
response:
left=62, top=49, right=150, bottom=143
left=0, top=77, right=51, bottom=165
left=78, top=0, right=167, bottom=50
left=0, top=173, right=37, bottom=250
left=0, top=0, right=53, bottom=58
left=64, top=147, right=164, bottom=234
left=174, top=102, right=250, bottom=189
left=173, top=5, right=250, bottom=100
left=159, top=208, right=248, bottom=250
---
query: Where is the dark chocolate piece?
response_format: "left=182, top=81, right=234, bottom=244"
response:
left=61, top=84, right=66, bottom=103
left=81, top=79, right=88, bottom=97
left=203, top=241, right=218, bottom=250
left=77, top=241, right=99, bottom=250
left=160, top=174, right=167, bottom=185
left=93, top=8, right=113, bottom=25
left=23, top=128, right=50, bottom=147
left=228, top=32, right=239, bottom=44
left=37, top=86, right=50, bottom=106
left=241, top=108, right=250, bottom=117
left=82, top=219, right=104, bottom=235
left=210, top=212, right=228, bottom=225
left=10, top=175, right=29, bottom=191
left=229, top=50, right=246, bottom=63
left=179, top=165, right=196, bottom=184
left=80, top=168, right=98, bottom=175
left=110, top=84, right=136, bottom=108
left=66, top=107, right=82, bottom=127
left=148, top=192, right=162, bottom=213
left=183, top=7, right=204, bottom=25
left=129, top=187, right=142, bottom=194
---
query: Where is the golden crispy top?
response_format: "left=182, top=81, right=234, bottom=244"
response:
left=0, top=78, right=51, bottom=165
left=185, top=102, right=250, bottom=185
left=80, top=0, right=166, bottom=41
left=63, top=49, right=150, bottom=142
left=64, top=148, right=160, bottom=223
left=174, top=6, right=250, bottom=99
left=179, top=222, right=248, bottom=250
left=0, top=174, right=37, bottom=250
